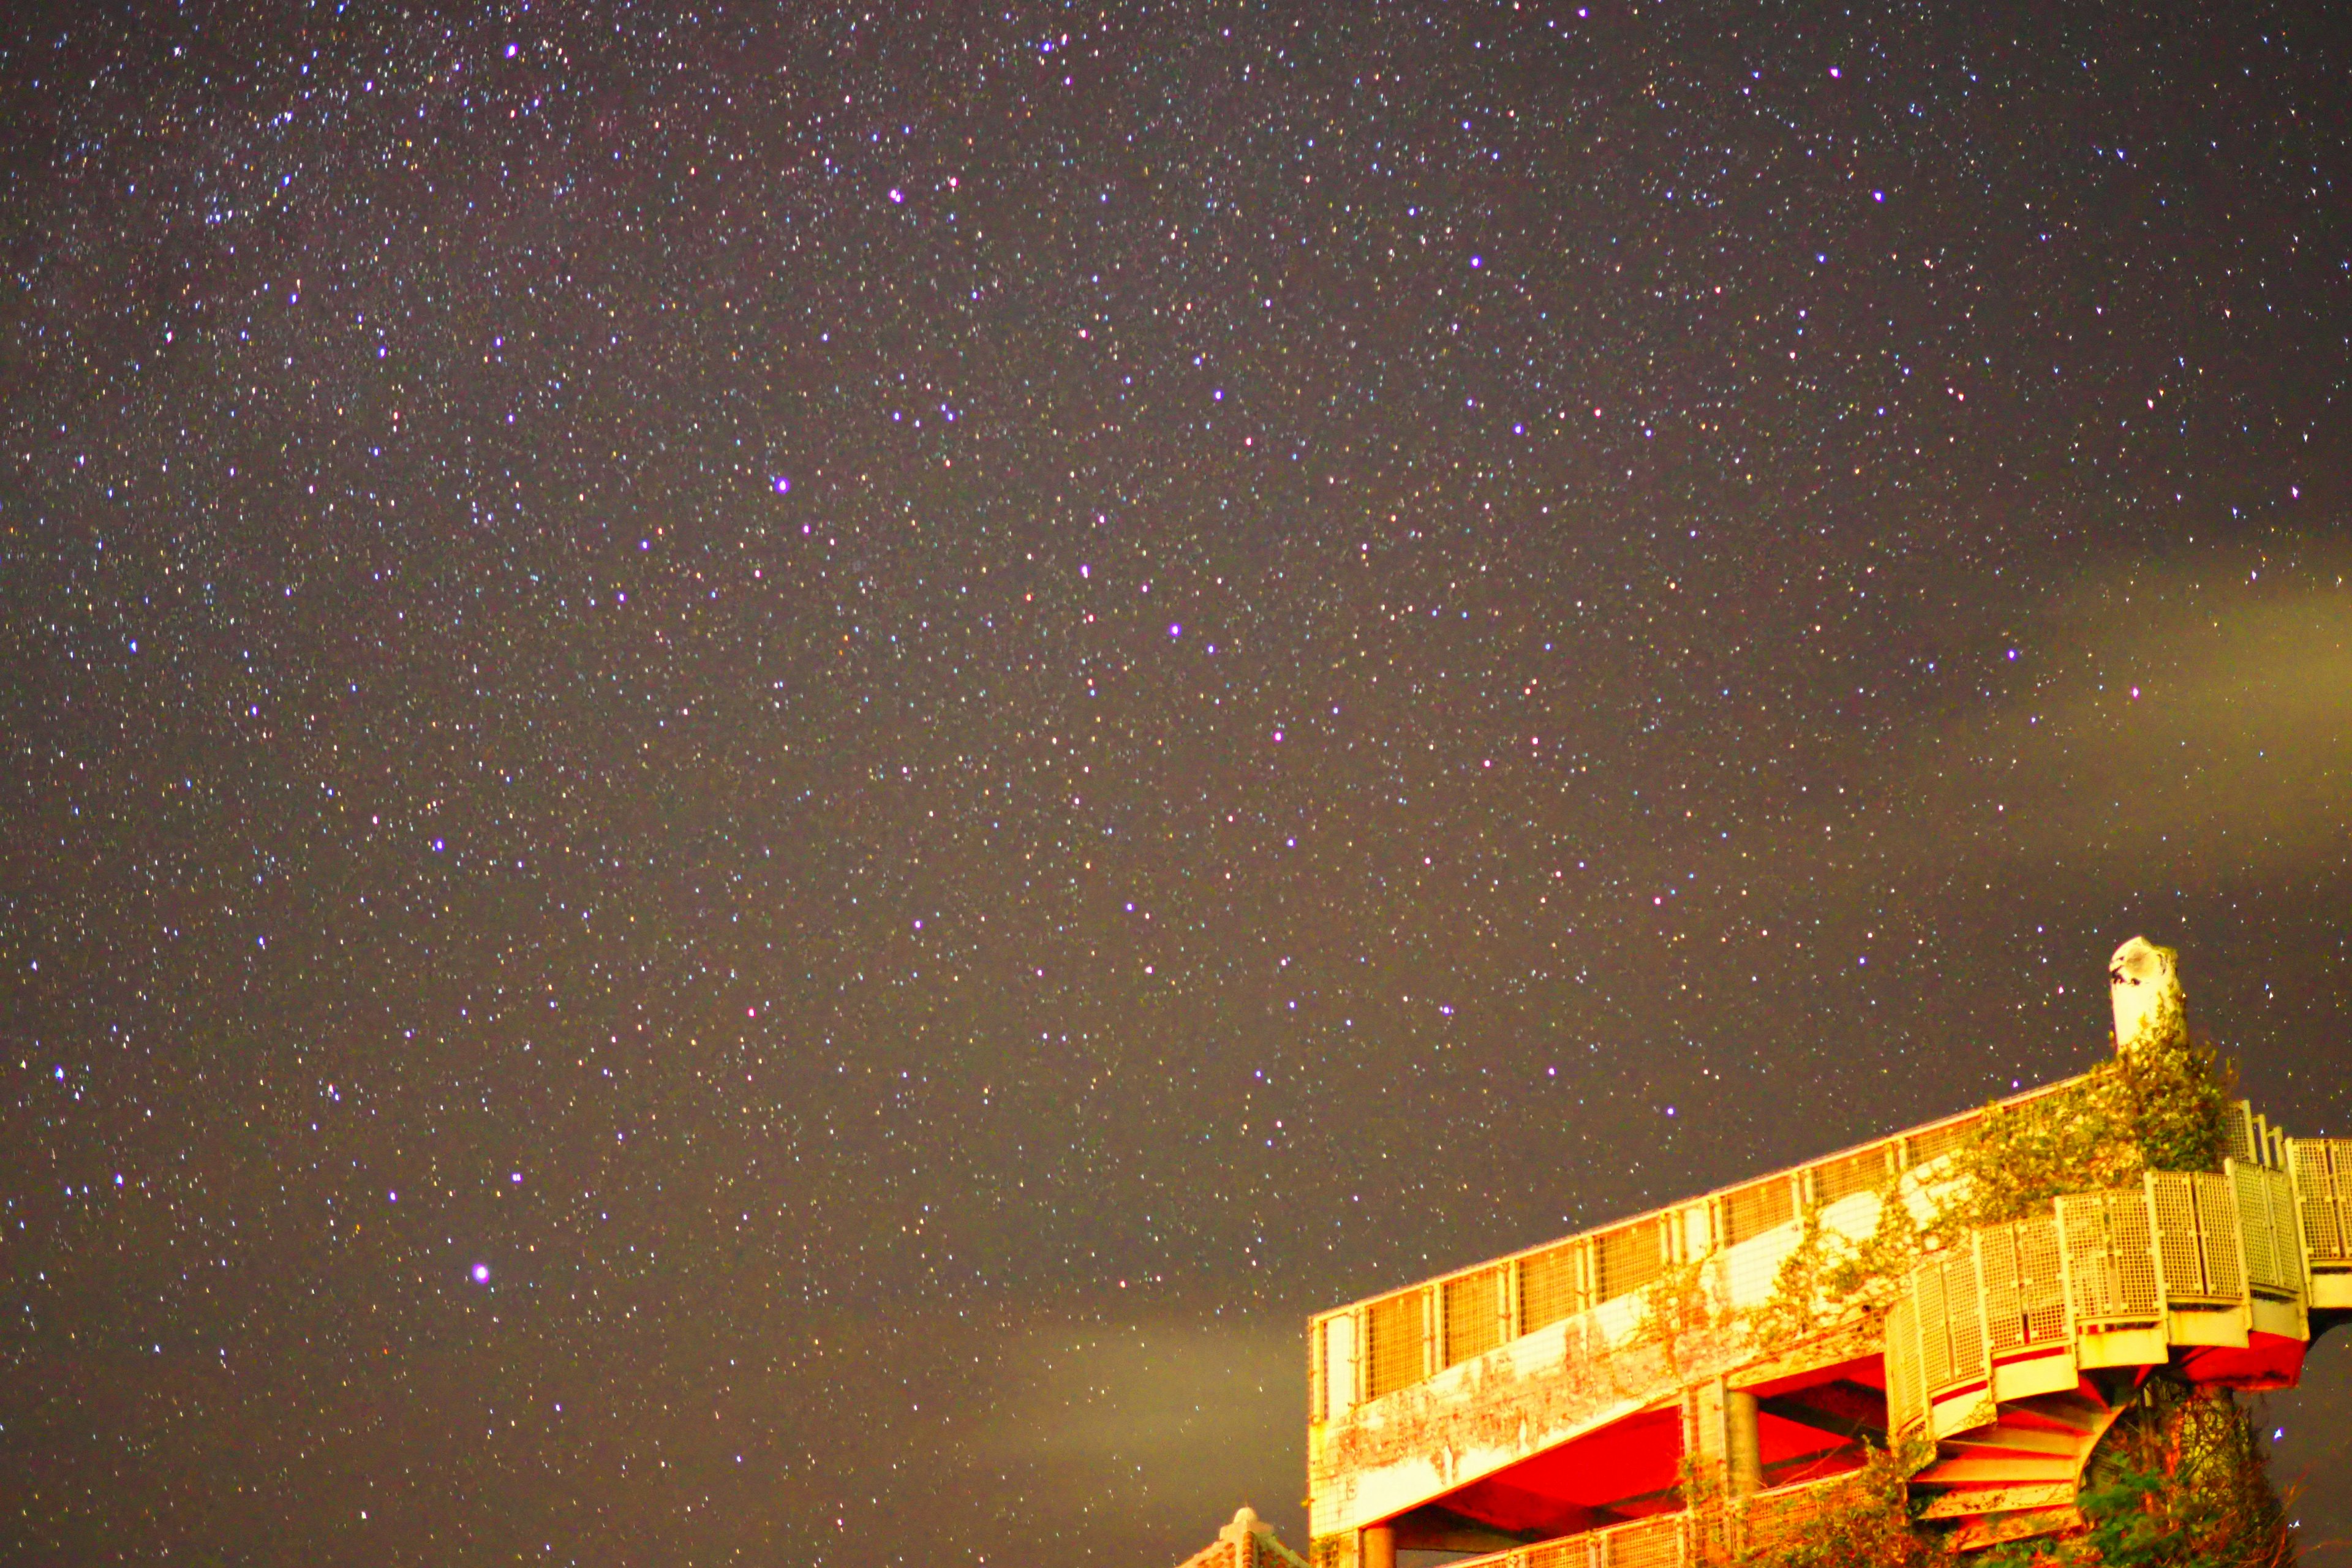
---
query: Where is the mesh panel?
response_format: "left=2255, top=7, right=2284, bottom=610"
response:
left=1321, top=1312, right=1357, bottom=1414
left=2113, top=1194, right=2160, bottom=1316
left=1980, top=1224, right=2025, bottom=1354
left=1814, top=1144, right=1893, bottom=1206
left=2291, top=1139, right=2350, bottom=1262
left=1518, top=1242, right=1585, bottom=1333
left=2270, top=1166, right=2305, bottom=1284
left=2195, top=1172, right=2244, bottom=1301
left=2059, top=1191, right=2160, bottom=1324
left=1918, top=1259, right=1953, bottom=1392
left=1885, top=1293, right=1922, bottom=1434
left=1444, top=1266, right=1504, bottom=1367
left=2016, top=1213, right=2067, bottom=1344
left=1906, top=1115, right=1980, bottom=1169
left=1744, top=1479, right=1850, bottom=1550
left=2151, top=1172, right=2207, bottom=1298
left=1525, top=1537, right=1594, bottom=1568
left=2235, top=1163, right=2282, bottom=1291
left=1595, top=1219, right=1664, bottom=1303
left=1364, top=1287, right=1426, bottom=1400
left=2226, top=1102, right=2258, bottom=1166
left=1309, top=1317, right=1326, bottom=1422
left=1722, top=1175, right=1795, bottom=1245
left=1947, top=1247, right=1986, bottom=1387
left=2059, top=1194, right=2104, bottom=1321
left=1723, top=1224, right=1800, bottom=1303
left=1600, top=1515, right=1682, bottom=1568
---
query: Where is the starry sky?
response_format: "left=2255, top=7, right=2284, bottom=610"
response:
left=4, top=2, right=2350, bottom=1564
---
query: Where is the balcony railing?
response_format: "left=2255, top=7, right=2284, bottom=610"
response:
left=1308, top=1087, right=2079, bottom=1420
left=1308, top=1091, right=2315, bottom=1425
left=1886, top=1141, right=2350, bottom=1441
left=1436, top=1510, right=1689, bottom=1568
left=1434, top=1471, right=1872, bottom=1568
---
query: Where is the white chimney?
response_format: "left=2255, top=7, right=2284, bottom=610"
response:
left=2108, top=937, right=2185, bottom=1054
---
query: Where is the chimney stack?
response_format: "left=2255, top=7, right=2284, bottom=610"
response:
left=2108, top=937, right=2185, bottom=1054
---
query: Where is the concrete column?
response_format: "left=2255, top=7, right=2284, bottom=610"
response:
left=1362, top=1523, right=1396, bottom=1568
left=1684, top=1379, right=1730, bottom=1498
left=1725, top=1388, right=1765, bottom=1498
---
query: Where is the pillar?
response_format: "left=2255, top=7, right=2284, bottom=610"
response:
left=1361, top=1523, right=1396, bottom=1568
left=1725, top=1388, right=1765, bottom=1498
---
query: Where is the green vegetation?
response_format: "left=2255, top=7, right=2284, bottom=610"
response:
left=1975, top=1383, right=2296, bottom=1568
left=1942, top=1029, right=2235, bottom=1236
left=1716, top=1383, right=2295, bottom=1567
left=1727, top=1441, right=1942, bottom=1567
left=1744, top=1027, right=2237, bottom=1354
left=1727, top=1016, right=2292, bottom=1564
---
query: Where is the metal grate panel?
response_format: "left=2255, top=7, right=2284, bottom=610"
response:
left=1722, top=1174, right=1796, bottom=1245
left=1309, top=1317, right=1327, bottom=1423
left=1814, top=1143, right=1893, bottom=1206
left=2269, top=1165, right=2306, bottom=1286
left=1885, top=1292, right=1923, bottom=1435
left=1918, top=1258, right=1953, bottom=1392
left=1518, top=1241, right=1585, bottom=1334
left=2016, top=1213, right=2067, bottom=1344
left=2290, top=1138, right=2352, bottom=1262
left=1594, top=1219, right=1664, bottom=1303
left=2194, top=1172, right=2244, bottom=1302
left=2226, top=1102, right=2259, bottom=1167
left=2234, top=1162, right=2290, bottom=1292
left=1444, top=1266, right=1505, bottom=1367
left=1743, top=1477, right=1854, bottom=1551
left=2057, top=1190, right=2160, bottom=1324
left=1947, top=1246, right=1986, bottom=1389
left=1524, top=1536, right=1596, bottom=1568
left=1905, top=1115, right=1981, bottom=1169
left=1599, top=1515, right=1682, bottom=1568
left=1364, top=1287, right=1427, bottom=1400
left=2150, top=1172, right=2206, bottom=1298
left=1321, top=1312, right=1357, bottom=1414
left=1980, top=1223, right=2025, bottom=1354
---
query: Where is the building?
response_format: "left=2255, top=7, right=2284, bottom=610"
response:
left=1174, top=941, right=2351, bottom=1565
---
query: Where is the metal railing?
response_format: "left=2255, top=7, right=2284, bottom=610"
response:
left=2293, top=1137, right=2352, bottom=1262
left=1439, top=1511, right=1689, bottom=1568
left=1431, top=1473, right=1867, bottom=1568
left=1887, top=1153, right=2323, bottom=1439
left=1309, top=1095, right=2341, bottom=1426
left=1306, top=1088, right=2062, bottom=1420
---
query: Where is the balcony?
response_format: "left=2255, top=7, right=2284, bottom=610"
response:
left=1887, top=1137, right=2351, bottom=1546
left=1305, top=1087, right=2346, bottom=1557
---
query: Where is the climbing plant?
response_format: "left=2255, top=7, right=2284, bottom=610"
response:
left=1973, top=1382, right=2295, bottom=1568
left=1744, top=1027, right=2238, bottom=1360
left=1941, top=1030, right=2236, bottom=1237
left=1728, top=1438, right=1948, bottom=1568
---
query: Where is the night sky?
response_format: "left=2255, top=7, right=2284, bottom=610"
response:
left=5, top=2, right=2350, bottom=1564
